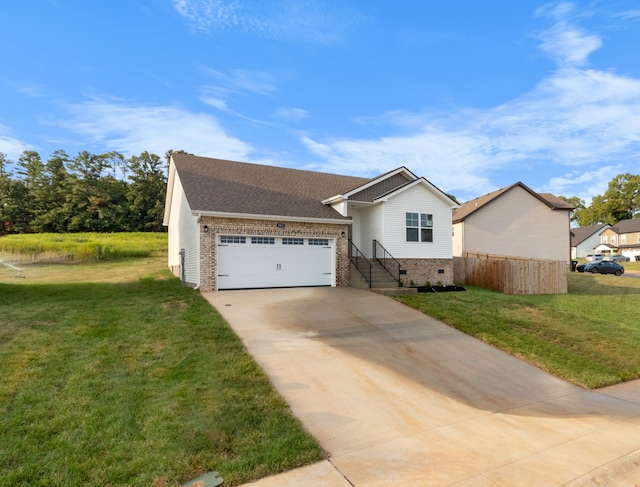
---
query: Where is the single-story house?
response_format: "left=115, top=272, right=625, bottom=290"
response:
left=452, top=182, right=574, bottom=263
left=163, top=153, right=459, bottom=291
left=570, top=223, right=611, bottom=259
left=595, top=218, right=640, bottom=260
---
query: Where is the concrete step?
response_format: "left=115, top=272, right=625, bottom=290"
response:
left=370, top=261, right=400, bottom=288
left=370, top=287, right=417, bottom=296
left=371, top=280, right=400, bottom=289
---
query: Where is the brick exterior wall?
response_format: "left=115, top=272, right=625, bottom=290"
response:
left=395, top=258, right=454, bottom=287
left=199, top=216, right=350, bottom=291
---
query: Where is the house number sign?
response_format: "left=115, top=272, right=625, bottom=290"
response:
left=276, top=223, right=285, bottom=228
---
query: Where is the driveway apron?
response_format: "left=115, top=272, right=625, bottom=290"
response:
left=203, top=287, right=640, bottom=486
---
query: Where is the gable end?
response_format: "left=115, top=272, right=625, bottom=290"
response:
left=348, top=173, right=412, bottom=202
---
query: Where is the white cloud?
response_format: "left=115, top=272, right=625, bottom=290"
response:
left=536, top=21, right=602, bottom=66
left=302, top=63, right=640, bottom=200
left=15, top=84, right=47, bottom=98
left=542, top=165, right=623, bottom=205
left=200, top=68, right=277, bottom=96
left=273, top=107, right=309, bottom=123
left=0, top=125, right=31, bottom=161
left=173, top=0, right=365, bottom=44
left=299, top=4, right=640, bottom=202
left=53, top=97, right=252, bottom=160
left=614, top=10, right=640, bottom=20
left=198, top=68, right=283, bottom=124
left=198, top=94, right=232, bottom=113
left=534, top=2, right=577, bottom=22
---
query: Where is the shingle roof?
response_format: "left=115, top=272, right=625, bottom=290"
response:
left=570, top=223, right=609, bottom=246
left=611, top=217, right=640, bottom=234
left=452, top=182, right=574, bottom=223
left=538, top=193, right=575, bottom=210
left=172, top=153, right=371, bottom=220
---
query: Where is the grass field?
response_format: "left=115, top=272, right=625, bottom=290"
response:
left=0, top=256, right=323, bottom=487
left=0, top=232, right=168, bottom=262
left=397, top=268, right=640, bottom=389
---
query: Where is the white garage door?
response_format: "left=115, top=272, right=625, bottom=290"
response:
left=217, top=236, right=334, bottom=290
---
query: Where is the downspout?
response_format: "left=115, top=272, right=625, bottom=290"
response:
left=195, top=213, right=202, bottom=290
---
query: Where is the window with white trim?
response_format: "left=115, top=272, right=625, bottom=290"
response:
left=421, top=213, right=433, bottom=242
left=220, top=236, right=246, bottom=244
left=283, top=238, right=304, bottom=245
left=603, top=235, right=608, bottom=244
left=612, top=235, right=617, bottom=243
left=621, top=235, right=627, bottom=244
left=251, top=237, right=275, bottom=245
left=406, top=212, right=433, bottom=242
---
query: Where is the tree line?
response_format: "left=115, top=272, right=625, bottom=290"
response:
left=0, top=150, right=168, bottom=235
left=2, top=148, right=636, bottom=234
left=560, top=173, right=640, bottom=227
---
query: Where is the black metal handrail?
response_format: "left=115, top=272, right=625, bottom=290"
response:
left=348, top=239, right=372, bottom=288
left=373, top=240, right=402, bottom=282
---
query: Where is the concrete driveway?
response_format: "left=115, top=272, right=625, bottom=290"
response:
left=203, top=287, right=640, bottom=486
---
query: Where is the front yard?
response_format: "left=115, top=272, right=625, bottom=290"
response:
left=3, top=242, right=640, bottom=486
left=0, top=257, right=323, bottom=487
left=397, top=267, right=640, bottom=389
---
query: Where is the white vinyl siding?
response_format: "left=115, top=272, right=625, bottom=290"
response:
left=382, top=184, right=453, bottom=259
left=167, top=173, right=199, bottom=286
left=348, top=207, right=362, bottom=247
left=357, top=204, right=384, bottom=258
left=460, top=187, right=570, bottom=262
left=452, top=222, right=464, bottom=256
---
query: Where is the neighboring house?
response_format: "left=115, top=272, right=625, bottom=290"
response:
left=595, top=218, right=640, bottom=261
left=452, top=182, right=574, bottom=263
left=570, top=223, right=611, bottom=259
left=163, top=153, right=459, bottom=291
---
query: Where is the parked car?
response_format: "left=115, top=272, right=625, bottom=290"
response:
left=604, top=254, right=630, bottom=263
left=585, top=254, right=604, bottom=262
left=579, top=260, right=625, bottom=276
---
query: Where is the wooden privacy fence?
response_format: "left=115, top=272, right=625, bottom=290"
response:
left=453, top=252, right=568, bottom=295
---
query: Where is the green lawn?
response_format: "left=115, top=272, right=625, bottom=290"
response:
left=0, top=257, right=323, bottom=487
left=397, top=268, right=640, bottom=389
left=3, top=244, right=639, bottom=486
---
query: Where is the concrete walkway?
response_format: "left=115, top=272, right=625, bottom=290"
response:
left=203, top=287, right=640, bottom=486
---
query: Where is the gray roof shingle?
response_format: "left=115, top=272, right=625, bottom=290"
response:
left=611, top=218, right=640, bottom=234
left=172, top=153, right=371, bottom=220
left=570, top=223, right=609, bottom=246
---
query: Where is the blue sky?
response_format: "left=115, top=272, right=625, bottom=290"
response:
left=1, top=1, right=639, bottom=204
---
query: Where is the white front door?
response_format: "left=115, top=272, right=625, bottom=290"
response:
left=217, top=236, right=334, bottom=290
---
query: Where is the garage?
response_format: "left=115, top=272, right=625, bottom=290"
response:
left=217, top=235, right=334, bottom=290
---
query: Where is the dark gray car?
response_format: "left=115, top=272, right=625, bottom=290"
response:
left=582, top=260, right=625, bottom=276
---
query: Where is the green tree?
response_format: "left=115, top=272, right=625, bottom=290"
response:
left=31, top=151, right=73, bottom=232
left=604, top=173, right=640, bottom=221
left=0, top=152, right=13, bottom=234
left=126, top=151, right=167, bottom=232
left=0, top=178, right=32, bottom=234
left=559, top=195, right=585, bottom=225
left=65, top=151, right=127, bottom=232
left=577, top=173, right=640, bottom=226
